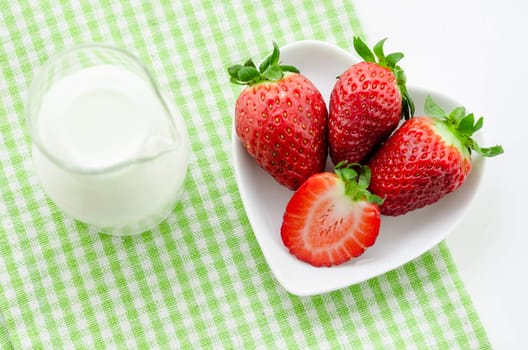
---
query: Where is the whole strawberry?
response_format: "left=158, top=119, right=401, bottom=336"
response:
left=281, top=162, right=384, bottom=267
left=329, top=37, right=414, bottom=165
left=368, top=96, right=504, bottom=216
left=228, top=43, right=328, bottom=190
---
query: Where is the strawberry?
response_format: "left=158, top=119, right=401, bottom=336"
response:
left=281, top=162, right=383, bottom=267
left=328, top=37, right=414, bottom=165
left=368, top=96, right=504, bottom=216
left=228, top=43, right=328, bottom=190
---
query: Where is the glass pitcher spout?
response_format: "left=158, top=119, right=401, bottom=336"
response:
left=130, top=90, right=186, bottom=167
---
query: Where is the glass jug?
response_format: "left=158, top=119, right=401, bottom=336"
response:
left=26, top=44, right=190, bottom=236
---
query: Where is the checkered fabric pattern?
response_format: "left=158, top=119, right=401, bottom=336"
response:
left=0, top=1, right=490, bottom=348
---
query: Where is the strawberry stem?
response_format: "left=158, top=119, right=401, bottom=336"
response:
left=335, top=162, right=384, bottom=205
left=424, top=95, right=504, bottom=157
left=353, top=37, right=415, bottom=120
left=228, top=42, right=300, bottom=86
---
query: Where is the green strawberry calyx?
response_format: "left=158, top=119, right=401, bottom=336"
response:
left=228, top=42, right=299, bottom=86
left=335, top=162, right=384, bottom=205
left=353, top=37, right=415, bottom=120
left=424, top=95, right=504, bottom=157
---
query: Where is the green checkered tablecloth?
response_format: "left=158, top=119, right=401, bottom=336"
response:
left=0, top=1, right=490, bottom=348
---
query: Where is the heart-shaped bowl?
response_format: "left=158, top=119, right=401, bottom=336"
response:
left=232, top=40, right=485, bottom=296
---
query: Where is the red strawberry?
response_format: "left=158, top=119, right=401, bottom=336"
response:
left=281, top=163, right=383, bottom=267
left=228, top=43, right=328, bottom=190
left=368, top=96, right=504, bottom=216
left=329, top=37, right=414, bottom=165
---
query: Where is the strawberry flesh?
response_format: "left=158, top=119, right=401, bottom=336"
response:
left=281, top=171, right=381, bottom=267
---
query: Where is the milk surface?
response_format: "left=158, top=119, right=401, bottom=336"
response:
left=33, top=64, right=189, bottom=235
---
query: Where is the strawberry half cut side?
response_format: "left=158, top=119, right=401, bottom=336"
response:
left=281, top=163, right=384, bottom=267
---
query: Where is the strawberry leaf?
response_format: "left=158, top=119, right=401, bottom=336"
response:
left=457, top=113, right=475, bottom=135
left=334, top=161, right=357, bottom=182
left=244, top=59, right=256, bottom=68
left=259, top=42, right=280, bottom=72
left=394, top=68, right=415, bottom=119
left=279, top=65, right=300, bottom=73
left=449, top=107, right=467, bottom=123
left=353, top=37, right=375, bottom=62
left=385, top=52, right=404, bottom=66
left=238, top=66, right=260, bottom=82
left=426, top=96, right=504, bottom=158
left=373, top=38, right=388, bottom=65
left=228, top=42, right=300, bottom=86
left=229, top=76, right=242, bottom=85
left=476, top=144, right=504, bottom=157
left=473, top=116, right=484, bottom=132
left=365, top=192, right=384, bottom=206
left=335, top=162, right=384, bottom=205
left=262, top=65, right=282, bottom=81
left=357, top=165, right=371, bottom=188
left=228, top=64, right=243, bottom=77
left=424, top=95, right=446, bottom=118
left=468, top=138, right=504, bottom=157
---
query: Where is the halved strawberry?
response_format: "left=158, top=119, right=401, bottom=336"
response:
left=281, top=163, right=383, bottom=267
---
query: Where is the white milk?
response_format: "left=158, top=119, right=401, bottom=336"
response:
left=32, top=64, right=190, bottom=235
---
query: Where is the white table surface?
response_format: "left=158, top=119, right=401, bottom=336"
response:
left=355, top=1, right=527, bottom=348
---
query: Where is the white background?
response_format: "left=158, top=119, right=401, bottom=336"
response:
left=355, top=1, right=527, bottom=348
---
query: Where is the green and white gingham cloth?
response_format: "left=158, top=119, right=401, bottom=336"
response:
left=0, top=1, right=490, bottom=348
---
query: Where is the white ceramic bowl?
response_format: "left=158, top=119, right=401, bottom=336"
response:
left=232, top=40, right=485, bottom=296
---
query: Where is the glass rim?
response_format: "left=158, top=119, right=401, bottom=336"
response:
left=26, top=43, right=180, bottom=175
